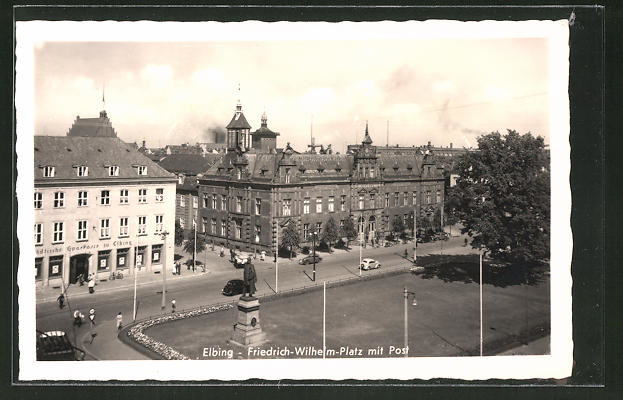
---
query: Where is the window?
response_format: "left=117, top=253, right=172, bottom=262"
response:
left=303, top=198, right=310, bottom=214
left=77, top=220, right=88, bottom=241
left=156, top=188, right=164, bottom=202
left=117, top=248, right=129, bottom=269
left=100, top=190, right=110, bottom=205
left=78, top=191, right=88, bottom=207
left=340, top=220, right=345, bottom=229
left=370, top=167, right=375, bottom=178
left=340, top=195, right=346, bottom=211
left=76, top=165, right=88, bottom=177
left=328, top=196, right=335, bottom=212
left=100, top=218, right=111, bottom=239
left=180, top=195, right=185, bottom=207
left=385, top=193, right=390, bottom=207
left=52, top=222, right=64, bottom=243
left=236, top=196, right=242, bottom=212
left=404, top=214, right=409, bottom=226
left=155, top=215, right=163, bottom=234
left=436, top=190, right=441, bottom=204
left=108, top=165, right=119, bottom=176
left=179, top=218, right=185, bottom=229
left=234, top=220, right=242, bottom=239
left=359, top=194, right=364, bottom=209
left=43, top=166, right=55, bottom=177
left=364, top=167, right=369, bottom=178
left=394, top=192, right=399, bottom=207
left=221, top=195, right=227, bottom=211
left=54, top=192, right=64, bottom=208
left=203, top=193, right=209, bottom=208
left=34, top=192, right=42, bottom=209
left=202, top=217, right=208, bottom=233
left=212, top=194, right=217, bottom=209
left=48, top=255, right=63, bottom=277
left=255, top=198, right=261, bottom=215
left=193, top=196, right=198, bottom=208
left=138, top=216, right=147, bottom=235
left=369, top=193, right=375, bottom=208
left=236, top=168, right=242, bottom=180
left=283, top=200, right=291, bottom=216
left=285, top=168, right=291, bottom=184
left=35, top=258, right=43, bottom=280
left=403, top=192, right=408, bottom=206
left=426, top=191, right=431, bottom=204
left=255, top=225, right=261, bottom=243
left=413, top=192, right=417, bottom=206
left=151, top=245, right=162, bottom=264
left=221, top=220, right=227, bottom=236
left=120, top=189, right=129, bottom=204
left=303, top=223, right=310, bottom=240
left=119, top=217, right=129, bottom=237
left=316, top=198, right=322, bottom=213
left=34, top=223, right=42, bottom=245
left=137, top=165, right=147, bottom=176
left=316, top=222, right=322, bottom=234
left=138, top=189, right=147, bottom=203
left=98, top=250, right=111, bottom=270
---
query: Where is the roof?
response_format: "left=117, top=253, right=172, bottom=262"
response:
left=34, top=136, right=176, bottom=182
left=226, top=112, right=251, bottom=130
left=66, top=111, right=117, bottom=138
left=252, top=125, right=279, bottom=138
left=158, top=154, right=222, bottom=176
left=165, top=144, right=203, bottom=155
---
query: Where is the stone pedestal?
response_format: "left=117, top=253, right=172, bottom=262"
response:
left=229, top=296, right=267, bottom=347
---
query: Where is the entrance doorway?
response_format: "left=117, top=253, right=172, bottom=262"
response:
left=69, top=254, right=90, bottom=284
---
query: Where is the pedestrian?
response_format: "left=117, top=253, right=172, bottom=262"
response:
left=464, top=238, right=468, bottom=247
left=73, top=309, right=83, bottom=327
left=88, top=277, right=95, bottom=294
left=88, top=308, right=96, bottom=328
left=57, top=293, right=65, bottom=309
left=171, top=298, right=176, bottom=313
left=78, top=274, right=85, bottom=286
left=404, top=248, right=408, bottom=258
left=116, top=312, right=123, bottom=330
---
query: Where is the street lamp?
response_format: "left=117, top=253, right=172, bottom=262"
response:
left=403, top=287, right=418, bottom=358
left=312, top=231, right=318, bottom=282
left=157, top=230, right=170, bottom=311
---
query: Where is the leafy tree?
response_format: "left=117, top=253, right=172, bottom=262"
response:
left=433, top=208, right=442, bottom=232
left=444, top=186, right=461, bottom=227
left=453, top=130, right=550, bottom=265
left=183, top=228, right=207, bottom=269
left=321, top=217, right=340, bottom=250
left=280, top=220, right=300, bottom=259
left=392, top=216, right=405, bottom=237
left=341, top=217, right=357, bottom=247
left=174, top=220, right=184, bottom=246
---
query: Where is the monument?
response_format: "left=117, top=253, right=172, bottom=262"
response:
left=229, top=262, right=267, bottom=347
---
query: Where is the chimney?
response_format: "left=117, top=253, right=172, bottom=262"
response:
left=428, top=141, right=431, bottom=147
left=450, top=142, right=453, bottom=149
left=142, top=140, right=146, bottom=148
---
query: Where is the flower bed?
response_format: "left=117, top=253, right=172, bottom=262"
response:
left=126, top=303, right=233, bottom=360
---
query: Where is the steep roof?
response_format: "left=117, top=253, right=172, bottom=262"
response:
left=66, top=111, right=117, bottom=138
left=34, top=136, right=175, bottom=182
left=158, top=154, right=222, bottom=176
left=226, top=112, right=251, bottom=130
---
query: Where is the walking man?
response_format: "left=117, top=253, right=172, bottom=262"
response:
left=171, top=298, right=176, bottom=313
left=116, top=312, right=123, bottom=330
left=88, top=277, right=95, bottom=294
left=88, top=308, right=96, bottom=328
left=57, top=293, right=65, bottom=309
left=73, top=310, right=83, bottom=327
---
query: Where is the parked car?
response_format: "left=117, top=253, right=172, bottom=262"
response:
left=222, top=279, right=244, bottom=296
left=360, top=258, right=381, bottom=270
left=410, top=265, right=425, bottom=275
left=435, top=232, right=450, bottom=241
left=299, top=255, right=322, bottom=265
left=233, top=252, right=253, bottom=268
left=37, top=331, right=84, bottom=361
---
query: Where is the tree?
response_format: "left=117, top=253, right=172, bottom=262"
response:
left=174, top=220, right=185, bottom=246
left=321, top=217, right=339, bottom=250
left=341, top=217, right=357, bottom=247
left=183, top=228, right=207, bottom=269
left=280, top=220, right=300, bottom=260
left=392, top=216, right=405, bottom=237
left=452, top=130, right=550, bottom=265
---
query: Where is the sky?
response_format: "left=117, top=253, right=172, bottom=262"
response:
left=34, top=37, right=550, bottom=153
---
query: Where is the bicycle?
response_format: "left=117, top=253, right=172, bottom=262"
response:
left=109, top=271, right=124, bottom=280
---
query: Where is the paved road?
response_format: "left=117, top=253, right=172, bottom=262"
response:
left=36, top=237, right=470, bottom=358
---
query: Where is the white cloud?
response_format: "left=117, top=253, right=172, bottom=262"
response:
left=140, top=64, right=174, bottom=84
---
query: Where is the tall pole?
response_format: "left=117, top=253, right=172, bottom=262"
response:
left=160, top=231, right=169, bottom=311
left=193, top=219, right=197, bottom=273
left=312, top=232, right=316, bottom=282
left=359, top=212, right=363, bottom=276
left=480, top=250, right=483, bottom=356
left=413, top=204, right=417, bottom=263
left=275, top=219, right=279, bottom=293
left=403, top=287, right=408, bottom=358
left=133, top=233, right=139, bottom=321
left=323, top=280, right=326, bottom=359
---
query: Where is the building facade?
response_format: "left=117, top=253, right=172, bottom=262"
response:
left=34, top=120, right=177, bottom=288
left=196, top=102, right=446, bottom=255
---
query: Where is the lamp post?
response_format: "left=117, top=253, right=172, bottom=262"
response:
left=312, top=231, right=318, bottom=282
left=157, top=230, right=170, bottom=311
left=413, top=205, right=417, bottom=264
left=403, top=287, right=418, bottom=358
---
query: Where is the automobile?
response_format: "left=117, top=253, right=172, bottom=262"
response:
left=360, top=258, right=381, bottom=270
left=234, top=252, right=252, bottom=264
left=435, top=232, right=450, bottom=241
left=222, top=279, right=244, bottom=296
left=37, top=330, right=84, bottom=361
left=410, top=265, right=426, bottom=274
left=299, top=255, right=322, bottom=265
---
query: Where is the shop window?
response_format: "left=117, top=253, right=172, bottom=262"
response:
left=48, top=255, right=63, bottom=277
left=35, top=258, right=43, bottom=280
left=117, top=248, right=129, bottom=270
left=98, top=250, right=111, bottom=271
left=152, top=244, right=162, bottom=264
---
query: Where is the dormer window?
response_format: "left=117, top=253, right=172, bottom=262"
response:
left=42, top=166, right=55, bottom=177
left=137, top=166, right=147, bottom=176
left=75, top=165, right=88, bottom=177
left=108, top=166, right=119, bottom=176
left=236, top=168, right=242, bottom=180
left=285, top=168, right=291, bottom=184
left=177, top=175, right=184, bottom=184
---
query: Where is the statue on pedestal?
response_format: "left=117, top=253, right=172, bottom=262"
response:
left=242, top=262, right=257, bottom=298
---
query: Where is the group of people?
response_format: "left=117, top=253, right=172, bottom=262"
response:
left=72, top=308, right=96, bottom=328
left=78, top=273, right=96, bottom=294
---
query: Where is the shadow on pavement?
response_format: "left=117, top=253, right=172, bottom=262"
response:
left=416, top=254, right=548, bottom=287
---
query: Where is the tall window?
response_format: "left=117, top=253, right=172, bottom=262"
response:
left=283, top=200, right=291, bottom=216
left=211, top=218, right=217, bottom=234
left=328, top=196, right=335, bottom=212
left=403, top=192, right=408, bottom=206
left=436, top=190, right=441, bottom=203
left=303, top=198, right=310, bottom=214
left=255, top=225, right=261, bottom=243
left=394, top=192, right=399, bottom=207
left=34, top=223, right=42, bottom=245
left=78, top=191, right=88, bottom=207
left=303, top=223, right=309, bottom=240
left=52, top=222, right=64, bottom=243
left=359, top=194, right=364, bottom=209
left=234, top=221, right=242, bottom=239
left=179, top=218, right=185, bottom=229
left=413, top=191, right=417, bottom=206
left=426, top=191, right=431, bottom=204
left=180, top=195, right=186, bottom=207
left=340, top=220, right=345, bottom=229
left=77, top=220, right=88, bottom=241
left=76, top=165, right=88, bottom=177
left=43, top=166, right=55, bottom=177
left=34, top=192, right=42, bottom=209
left=255, top=198, right=262, bottom=215
left=54, top=192, right=64, bottom=208
left=119, top=217, right=129, bottom=237
left=316, top=198, right=322, bottom=213
left=236, top=196, right=242, bottom=212
left=100, top=190, right=110, bottom=205
left=155, top=215, right=163, bottom=234
left=340, top=195, right=346, bottom=211
left=221, top=220, right=227, bottom=236
left=212, top=194, right=217, bottom=209
left=285, top=168, right=291, bottom=184
left=221, top=195, right=227, bottom=211
left=120, top=189, right=129, bottom=204
left=370, top=167, right=375, bottom=178
left=193, top=196, right=198, bottom=208
left=202, top=217, right=208, bottom=233
left=385, top=193, right=390, bottom=207
left=316, top=221, right=322, bottom=234
left=108, top=165, right=119, bottom=176
left=156, top=188, right=164, bottom=202
left=369, top=193, right=375, bottom=208
left=138, top=189, right=147, bottom=203
left=203, top=193, right=209, bottom=208
left=100, top=218, right=110, bottom=239
left=138, top=216, right=147, bottom=235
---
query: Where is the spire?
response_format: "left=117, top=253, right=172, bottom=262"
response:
left=362, top=120, right=373, bottom=145
left=99, top=84, right=107, bottom=118
left=236, top=82, right=242, bottom=112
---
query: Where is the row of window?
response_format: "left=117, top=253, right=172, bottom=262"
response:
left=179, top=195, right=198, bottom=208
left=34, top=215, right=164, bottom=245
left=35, top=188, right=164, bottom=209
left=40, top=164, right=148, bottom=178
left=358, top=190, right=442, bottom=209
